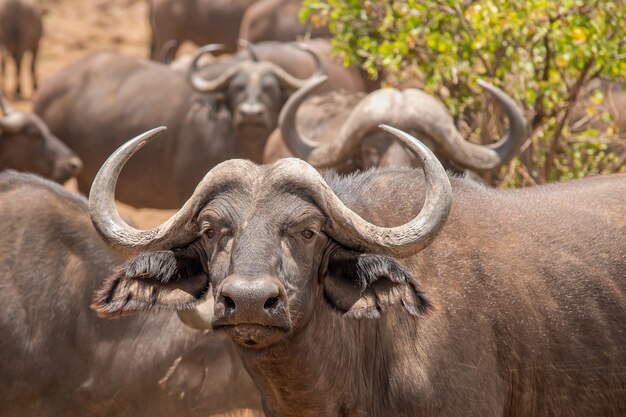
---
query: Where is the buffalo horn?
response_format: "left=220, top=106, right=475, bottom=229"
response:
left=91, top=125, right=450, bottom=259
left=187, top=44, right=244, bottom=93
left=273, top=125, right=452, bottom=257
left=433, top=80, right=528, bottom=171
left=88, top=127, right=255, bottom=257
left=264, top=42, right=326, bottom=90
left=238, top=39, right=259, bottom=62
left=281, top=79, right=527, bottom=171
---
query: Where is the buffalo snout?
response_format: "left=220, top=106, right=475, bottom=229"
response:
left=213, top=275, right=291, bottom=348
left=235, top=102, right=269, bottom=127
left=52, top=155, right=83, bottom=183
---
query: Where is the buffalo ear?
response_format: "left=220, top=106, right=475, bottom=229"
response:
left=92, top=249, right=209, bottom=318
left=323, top=249, right=431, bottom=319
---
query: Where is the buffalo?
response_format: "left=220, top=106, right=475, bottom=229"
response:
left=264, top=76, right=527, bottom=176
left=92, top=126, right=625, bottom=417
left=0, top=0, right=42, bottom=97
left=0, top=171, right=261, bottom=416
left=148, top=0, right=257, bottom=62
left=239, top=0, right=331, bottom=44
left=0, top=93, right=82, bottom=182
left=33, top=45, right=322, bottom=208
left=179, top=39, right=376, bottom=94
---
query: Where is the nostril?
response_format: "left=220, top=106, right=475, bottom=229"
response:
left=264, top=296, right=279, bottom=309
left=223, top=296, right=236, bottom=310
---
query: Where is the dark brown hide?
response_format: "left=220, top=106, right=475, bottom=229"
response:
left=0, top=0, right=42, bottom=97
left=0, top=172, right=261, bottom=416
left=0, top=95, right=82, bottom=182
left=148, top=0, right=257, bottom=61
left=92, top=131, right=626, bottom=416
left=239, top=0, right=331, bottom=44
left=33, top=51, right=300, bottom=208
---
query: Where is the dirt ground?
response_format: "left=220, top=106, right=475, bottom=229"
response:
left=3, top=0, right=261, bottom=415
left=5, top=0, right=192, bottom=228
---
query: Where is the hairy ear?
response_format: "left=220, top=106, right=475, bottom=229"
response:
left=92, top=249, right=209, bottom=318
left=323, top=249, right=431, bottom=319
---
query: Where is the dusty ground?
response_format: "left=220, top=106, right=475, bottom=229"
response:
left=3, top=0, right=261, bottom=415
left=6, top=0, right=190, bottom=228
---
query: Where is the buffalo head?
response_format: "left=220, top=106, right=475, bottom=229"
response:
left=187, top=41, right=325, bottom=133
left=90, top=126, right=451, bottom=349
left=279, top=77, right=527, bottom=172
left=0, top=93, right=82, bottom=183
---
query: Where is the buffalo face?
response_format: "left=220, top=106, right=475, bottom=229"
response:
left=226, top=68, right=283, bottom=132
left=187, top=43, right=325, bottom=144
left=90, top=127, right=451, bottom=351
left=0, top=110, right=82, bottom=183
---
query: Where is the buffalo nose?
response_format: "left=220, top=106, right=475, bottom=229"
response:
left=239, top=102, right=264, bottom=118
left=217, top=275, right=285, bottom=322
left=65, top=156, right=83, bottom=175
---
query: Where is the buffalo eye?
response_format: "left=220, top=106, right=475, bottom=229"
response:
left=206, top=228, right=215, bottom=239
left=301, top=230, right=314, bottom=240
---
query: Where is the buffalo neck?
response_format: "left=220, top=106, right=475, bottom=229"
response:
left=233, top=300, right=431, bottom=417
left=234, top=125, right=272, bottom=163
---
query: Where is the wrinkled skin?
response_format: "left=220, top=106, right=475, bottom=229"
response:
left=0, top=0, right=42, bottom=97
left=0, top=172, right=261, bottom=417
left=0, top=107, right=82, bottom=182
left=33, top=52, right=295, bottom=208
left=94, top=158, right=626, bottom=416
left=148, top=0, right=257, bottom=61
left=239, top=0, right=331, bottom=44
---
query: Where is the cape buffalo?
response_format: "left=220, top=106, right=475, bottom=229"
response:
left=0, top=171, right=261, bottom=416
left=264, top=76, right=527, bottom=175
left=0, top=0, right=42, bottom=97
left=33, top=46, right=322, bottom=208
left=178, top=39, right=376, bottom=94
left=148, top=0, right=257, bottom=62
left=239, top=0, right=331, bottom=44
left=0, top=93, right=81, bottom=182
left=91, top=127, right=625, bottom=417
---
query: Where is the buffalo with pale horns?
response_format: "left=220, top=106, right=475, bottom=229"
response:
left=91, top=126, right=625, bottom=416
left=265, top=76, right=527, bottom=175
left=34, top=45, right=322, bottom=208
left=0, top=171, right=261, bottom=416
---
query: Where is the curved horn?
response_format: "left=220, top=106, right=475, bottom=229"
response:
left=280, top=83, right=403, bottom=167
left=186, top=44, right=243, bottom=93
left=272, top=126, right=452, bottom=257
left=266, top=43, right=326, bottom=90
left=89, top=127, right=255, bottom=257
left=176, top=297, right=214, bottom=330
left=278, top=75, right=329, bottom=159
left=281, top=80, right=527, bottom=170
left=159, top=39, right=180, bottom=64
left=238, top=39, right=259, bottom=62
left=429, top=80, right=528, bottom=171
left=0, top=93, right=13, bottom=115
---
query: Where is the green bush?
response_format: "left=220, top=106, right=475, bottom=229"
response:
left=302, top=0, right=626, bottom=186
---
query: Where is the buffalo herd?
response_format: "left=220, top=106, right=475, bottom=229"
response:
left=0, top=1, right=624, bottom=417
